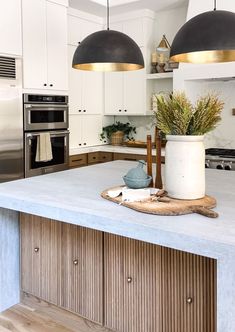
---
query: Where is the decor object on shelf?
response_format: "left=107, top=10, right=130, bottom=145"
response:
left=154, top=92, right=224, bottom=199
left=151, top=52, right=158, bottom=73
left=100, top=121, right=136, bottom=146
left=170, top=0, right=235, bottom=63
left=123, top=160, right=152, bottom=189
left=72, top=0, right=144, bottom=71
left=156, top=35, right=171, bottom=72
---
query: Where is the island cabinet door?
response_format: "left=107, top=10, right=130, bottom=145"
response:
left=20, top=214, right=62, bottom=305
left=60, top=223, right=103, bottom=324
left=161, top=247, right=216, bottom=332
left=104, top=233, right=162, bottom=332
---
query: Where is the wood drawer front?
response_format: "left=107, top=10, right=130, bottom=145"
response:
left=99, top=152, right=113, bottom=163
left=104, top=234, right=162, bottom=332
left=69, top=154, right=87, bottom=168
left=20, top=214, right=62, bottom=305
left=113, top=152, right=147, bottom=162
left=88, top=152, right=100, bottom=164
left=61, top=223, right=103, bottom=324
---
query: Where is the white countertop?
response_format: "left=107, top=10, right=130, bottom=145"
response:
left=0, top=161, right=234, bottom=259
left=70, top=144, right=165, bottom=156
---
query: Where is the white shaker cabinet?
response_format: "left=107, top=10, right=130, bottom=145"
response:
left=22, top=0, right=68, bottom=91
left=0, top=0, right=22, bottom=56
left=104, top=68, right=145, bottom=115
left=69, top=115, right=102, bottom=148
left=68, top=45, right=103, bottom=115
left=68, top=15, right=101, bottom=46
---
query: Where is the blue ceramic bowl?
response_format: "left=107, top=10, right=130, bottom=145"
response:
left=123, top=175, right=152, bottom=189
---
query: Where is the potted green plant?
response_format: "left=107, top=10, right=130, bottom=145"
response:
left=153, top=91, right=224, bottom=199
left=100, top=121, right=137, bottom=146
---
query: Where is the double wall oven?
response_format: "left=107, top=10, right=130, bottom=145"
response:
left=23, top=94, right=69, bottom=178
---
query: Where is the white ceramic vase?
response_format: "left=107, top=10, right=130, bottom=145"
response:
left=165, top=135, right=205, bottom=200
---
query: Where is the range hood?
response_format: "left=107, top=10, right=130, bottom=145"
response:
left=174, top=0, right=235, bottom=88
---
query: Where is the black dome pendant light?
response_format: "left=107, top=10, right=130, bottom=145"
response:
left=170, top=0, right=235, bottom=64
left=72, top=0, right=144, bottom=71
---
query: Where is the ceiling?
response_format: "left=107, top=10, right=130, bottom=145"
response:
left=69, top=0, right=188, bottom=16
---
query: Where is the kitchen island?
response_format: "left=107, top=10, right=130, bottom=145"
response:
left=0, top=160, right=234, bottom=332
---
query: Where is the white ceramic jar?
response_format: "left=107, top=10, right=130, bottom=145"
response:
left=165, top=135, right=205, bottom=200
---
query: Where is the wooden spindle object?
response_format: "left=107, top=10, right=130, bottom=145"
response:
left=146, top=135, right=154, bottom=187
left=155, top=127, right=163, bottom=189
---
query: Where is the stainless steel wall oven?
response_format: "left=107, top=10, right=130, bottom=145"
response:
left=23, top=94, right=69, bottom=178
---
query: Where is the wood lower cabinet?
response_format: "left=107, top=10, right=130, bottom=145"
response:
left=21, top=214, right=216, bottom=332
left=104, top=234, right=216, bottom=332
left=104, top=234, right=162, bottom=332
left=20, top=214, right=61, bottom=305
left=61, top=223, right=103, bottom=324
left=20, top=214, right=103, bottom=324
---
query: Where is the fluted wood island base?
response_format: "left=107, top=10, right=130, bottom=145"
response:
left=20, top=213, right=216, bottom=332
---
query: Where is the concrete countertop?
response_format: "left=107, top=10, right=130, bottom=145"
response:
left=70, top=144, right=166, bottom=156
left=0, top=160, right=233, bottom=258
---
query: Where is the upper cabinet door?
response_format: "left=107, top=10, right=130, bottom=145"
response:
left=104, top=72, right=123, bottom=115
left=68, top=45, right=82, bottom=114
left=82, top=71, right=103, bottom=114
left=68, top=16, right=101, bottom=46
left=22, top=0, right=47, bottom=89
left=0, top=0, right=22, bottom=56
left=123, top=69, right=145, bottom=114
left=46, top=1, right=68, bottom=91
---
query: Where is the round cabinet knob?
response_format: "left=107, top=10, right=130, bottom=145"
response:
left=216, top=164, right=224, bottom=170
left=43, top=83, right=47, bottom=87
left=34, top=247, right=39, bottom=253
left=50, top=84, right=53, bottom=87
left=84, top=143, right=87, bottom=146
left=124, top=109, right=127, bottom=112
left=186, top=297, right=193, bottom=304
left=119, top=109, right=122, bottom=112
left=127, top=276, right=132, bottom=283
left=73, top=259, right=78, bottom=265
left=83, top=110, right=86, bottom=113
left=79, top=143, right=82, bottom=146
left=78, top=110, right=82, bottom=113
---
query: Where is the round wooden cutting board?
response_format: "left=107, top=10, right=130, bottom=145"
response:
left=101, top=186, right=218, bottom=218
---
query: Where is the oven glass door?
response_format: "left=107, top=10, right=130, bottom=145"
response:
left=25, top=130, right=69, bottom=177
left=24, top=104, right=68, bottom=131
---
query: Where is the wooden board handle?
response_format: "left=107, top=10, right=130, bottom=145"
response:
left=190, top=206, right=219, bottom=218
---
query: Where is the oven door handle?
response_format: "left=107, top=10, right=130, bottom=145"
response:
left=25, top=105, right=68, bottom=111
left=26, top=130, right=69, bottom=138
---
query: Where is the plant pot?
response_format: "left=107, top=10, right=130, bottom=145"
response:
left=165, top=135, right=205, bottom=200
left=110, top=131, right=124, bottom=146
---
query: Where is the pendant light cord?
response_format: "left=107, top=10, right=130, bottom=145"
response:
left=107, top=0, right=110, bottom=30
left=214, top=0, right=216, bottom=11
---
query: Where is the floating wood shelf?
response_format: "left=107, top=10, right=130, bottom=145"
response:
left=146, top=72, right=173, bottom=80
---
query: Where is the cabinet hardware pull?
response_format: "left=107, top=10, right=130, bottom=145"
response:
left=50, top=84, right=53, bottom=87
left=124, top=158, right=137, bottom=161
left=124, top=109, right=127, bottom=112
left=119, top=109, right=122, bottom=112
left=78, top=110, right=82, bottom=112
left=72, top=159, right=83, bottom=162
left=127, top=277, right=132, bottom=283
left=84, top=143, right=87, bottom=145
left=34, top=247, right=39, bottom=253
left=79, top=144, right=82, bottom=146
left=83, top=110, right=86, bottom=112
left=73, top=259, right=79, bottom=265
left=43, top=83, right=47, bottom=87
left=186, top=297, right=193, bottom=304
left=93, top=157, right=96, bottom=159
